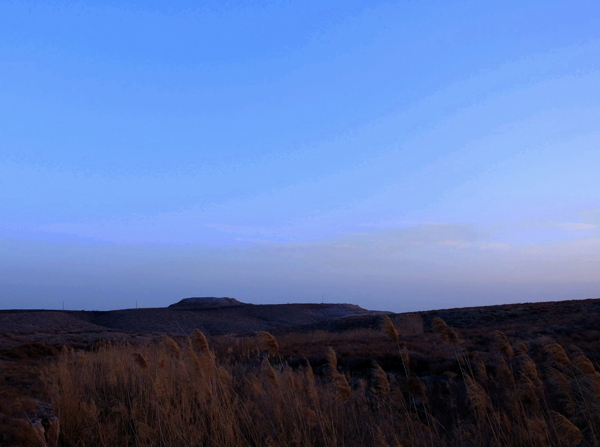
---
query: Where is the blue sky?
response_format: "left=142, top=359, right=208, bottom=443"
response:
left=1, top=0, right=600, bottom=311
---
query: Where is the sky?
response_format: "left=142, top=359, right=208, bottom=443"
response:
left=1, top=0, right=600, bottom=312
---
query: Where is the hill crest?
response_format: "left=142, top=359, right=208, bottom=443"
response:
left=168, top=297, right=244, bottom=309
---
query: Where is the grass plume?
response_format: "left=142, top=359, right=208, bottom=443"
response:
left=46, top=325, right=600, bottom=447
left=257, top=331, right=279, bottom=354
left=381, top=314, right=399, bottom=342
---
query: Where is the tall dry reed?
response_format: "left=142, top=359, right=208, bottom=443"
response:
left=47, top=326, right=600, bottom=447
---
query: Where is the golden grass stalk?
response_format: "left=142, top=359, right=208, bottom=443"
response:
left=251, top=376, right=266, bottom=397
left=262, top=357, right=279, bottom=388
left=568, top=345, right=596, bottom=375
left=526, top=417, right=549, bottom=446
left=302, top=407, right=318, bottom=427
left=303, top=357, right=315, bottom=383
left=381, top=314, right=399, bottom=342
left=497, top=411, right=512, bottom=433
left=432, top=318, right=460, bottom=344
left=493, top=354, right=514, bottom=385
left=546, top=366, right=572, bottom=395
left=550, top=411, right=583, bottom=447
left=243, top=375, right=266, bottom=398
left=464, top=375, right=491, bottom=420
left=132, top=352, right=148, bottom=369
left=516, top=341, right=529, bottom=353
left=201, top=354, right=217, bottom=381
left=162, top=335, right=181, bottom=359
left=186, top=346, right=202, bottom=372
left=324, top=347, right=351, bottom=400
left=191, top=328, right=210, bottom=354
left=573, top=356, right=597, bottom=375
left=371, top=361, right=391, bottom=396
left=545, top=366, right=576, bottom=416
left=332, top=372, right=352, bottom=401
left=471, top=354, right=488, bottom=383
left=217, top=366, right=233, bottom=388
left=494, top=330, right=515, bottom=357
left=515, top=352, right=542, bottom=389
left=326, top=346, right=338, bottom=370
left=541, top=338, right=570, bottom=366
left=257, top=331, right=279, bottom=354
left=517, top=377, right=540, bottom=412
left=303, top=360, right=319, bottom=404
left=186, top=344, right=216, bottom=382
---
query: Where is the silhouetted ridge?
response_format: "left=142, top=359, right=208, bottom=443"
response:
left=168, top=297, right=245, bottom=309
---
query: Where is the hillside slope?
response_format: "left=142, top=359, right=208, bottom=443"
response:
left=69, top=302, right=374, bottom=335
left=0, top=301, right=375, bottom=349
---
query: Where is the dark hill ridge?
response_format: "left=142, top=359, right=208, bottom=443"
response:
left=281, top=298, right=600, bottom=333
left=2, top=298, right=600, bottom=352
left=18, top=300, right=371, bottom=337
left=71, top=302, right=374, bottom=335
left=0, top=301, right=375, bottom=350
left=168, top=297, right=244, bottom=309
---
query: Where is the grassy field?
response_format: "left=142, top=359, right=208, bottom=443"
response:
left=45, top=315, right=600, bottom=447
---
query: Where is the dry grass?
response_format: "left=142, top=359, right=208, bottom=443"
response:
left=45, top=320, right=600, bottom=447
left=257, top=331, right=280, bottom=355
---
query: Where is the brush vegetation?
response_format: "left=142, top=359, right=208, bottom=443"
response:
left=47, top=315, right=600, bottom=447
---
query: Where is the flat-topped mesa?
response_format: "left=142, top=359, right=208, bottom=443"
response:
left=169, top=297, right=245, bottom=309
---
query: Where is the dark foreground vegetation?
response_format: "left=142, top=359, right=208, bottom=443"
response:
left=2, top=299, right=600, bottom=446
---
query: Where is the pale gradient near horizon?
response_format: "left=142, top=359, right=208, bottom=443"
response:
left=1, top=0, right=600, bottom=312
